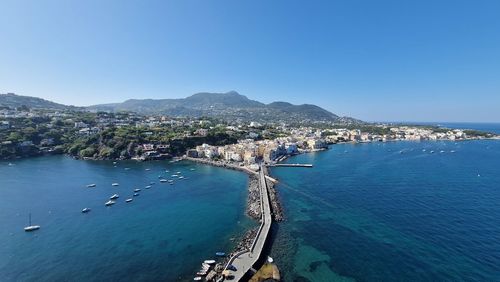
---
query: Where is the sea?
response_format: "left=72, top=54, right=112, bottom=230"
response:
left=0, top=157, right=254, bottom=281
left=1, top=122, right=500, bottom=281
left=268, top=123, right=500, bottom=281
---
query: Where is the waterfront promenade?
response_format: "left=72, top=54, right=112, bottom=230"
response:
left=224, top=165, right=272, bottom=281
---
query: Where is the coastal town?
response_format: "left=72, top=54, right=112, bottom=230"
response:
left=1, top=106, right=497, bottom=162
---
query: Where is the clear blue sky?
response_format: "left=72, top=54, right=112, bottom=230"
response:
left=1, top=0, right=499, bottom=122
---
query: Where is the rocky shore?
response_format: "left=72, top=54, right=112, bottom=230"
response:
left=262, top=166, right=284, bottom=222
left=246, top=175, right=262, bottom=220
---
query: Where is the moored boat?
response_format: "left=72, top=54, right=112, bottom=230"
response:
left=86, top=184, right=96, bottom=188
left=110, top=194, right=119, bottom=200
left=126, top=198, right=133, bottom=203
left=160, top=179, right=167, bottom=183
left=204, top=260, right=216, bottom=265
left=24, top=213, right=40, bottom=232
left=82, top=208, right=91, bottom=213
left=105, top=200, right=115, bottom=206
left=112, top=183, right=119, bottom=186
left=133, top=193, right=139, bottom=196
left=134, top=188, right=141, bottom=192
left=215, top=252, right=225, bottom=257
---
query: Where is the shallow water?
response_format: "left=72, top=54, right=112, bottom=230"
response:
left=0, top=156, right=254, bottom=281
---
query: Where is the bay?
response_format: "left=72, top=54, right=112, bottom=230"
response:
left=0, top=156, right=254, bottom=281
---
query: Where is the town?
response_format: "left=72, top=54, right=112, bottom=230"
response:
left=0, top=106, right=496, bottom=161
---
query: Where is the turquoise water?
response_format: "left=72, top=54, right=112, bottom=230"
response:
left=270, top=140, right=500, bottom=281
left=0, top=156, right=254, bottom=281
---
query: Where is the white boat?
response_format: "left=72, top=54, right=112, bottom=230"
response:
left=451, top=150, right=456, bottom=153
left=133, top=193, right=139, bottom=196
left=110, top=194, right=119, bottom=200
left=126, top=198, right=133, bottom=203
left=24, top=213, right=40, bottom=232
left=145, top=185, right=152, bottom=189
left=112, top=183, right=119, bottom=186
left=160, top=179, right=167, bottom=183
left=176, top=171, right=181, bottom=174
left=440, top=150, right=445, bottom=153
left=105, top=200, right=115, bottom=206
left=190, top=168, right=195, bottom=171
left=86, top=184, right=96, bottom=188
left=196, top=271, right=207, bottom=276
left=171, top=174, right=178, bottom=177
left=179, top=176, right=185, bottom=179
left=82, top=208, right=91, bottom=213
left=204, top=260, right=216, bottom=264
left=193, top=277, right=202, bottom=281
left=145, top=168, right=151, bottom=171
left=267, top=256, right=274, bottom=263
left=134, top=188, right=141, bottom=192
left=430, top=150, right=435, bottom=153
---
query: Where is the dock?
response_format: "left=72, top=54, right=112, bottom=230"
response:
left=270, top=163, right=313, bottom=168
left=224, top=165, right=272, bottom=281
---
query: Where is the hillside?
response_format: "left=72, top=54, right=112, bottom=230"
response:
left=89, top=91, right=360, bottom=124
left=0, top=93, right=77, bottom=110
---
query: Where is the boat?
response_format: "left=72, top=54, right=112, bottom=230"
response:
left=82, top=208, right=91, bottom=213
left=193, top=277, right=202, bottom=281
left=133, top=193, right=139, bottom=196
left=440, top=150, right=445, bottom=153
left=126, top=198, right=133, bottom=203
left=196, top=271, right=207, bottom=276
left=202, top=263, right=211, bottom=269
left=190, top=168, right=195, bottom=171
left=113, top=161, right=117, bottom=165
left=145, top=185, right=152, bottom=189
left=176, top=171, right=181, bottom=174
left=267, top=256, right=274, bottom=263
left=171, top=174, right=178, bottom=177
left=112, top=183, right=119, bottom=186
left=86, top=184, right=96, bottom=188
left=124, top=167, right=130, bottom=170
left=145, top=168, right=151, bottom=171
left=134, top=188, right=141, bottom=192
left=430, top=150, right=435, bottom=153
left=24, top=213, right=40, bottom=232
left=160, top=179, right=167, bottom=183
left=110, top=194, right=119, bottom=200
left=165, top=170, right=169, bottom=173
left=204, top=260, right=216, bottom=265
left=167, top=179, right=174, bottom=183
left=215, top=252, right=225, bottom=257
left=179, top=176, right=185, bottom=179
left=105, top=200, right=115, bottom=206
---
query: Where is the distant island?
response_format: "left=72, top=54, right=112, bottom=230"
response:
left=0, top=92, right=498, bottom=161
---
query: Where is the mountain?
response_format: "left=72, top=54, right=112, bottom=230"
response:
left=88, top=91, right=360, bottom=124
left=0, top=93, right=78, bottom=110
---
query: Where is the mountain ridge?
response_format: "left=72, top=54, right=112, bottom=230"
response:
left=1, top=91, right=362, bottom=124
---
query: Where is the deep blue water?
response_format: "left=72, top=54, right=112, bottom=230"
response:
left=270, top=140, right=500, bottom=281
left=411, top=122, right=500, bottom=134
left=0, top=156, right=254, bottom=281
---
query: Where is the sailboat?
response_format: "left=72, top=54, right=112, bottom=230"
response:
left=24, top=213, right=40, bottom=232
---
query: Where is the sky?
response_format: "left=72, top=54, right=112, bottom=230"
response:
left=1, top=0, right=499, bottom=122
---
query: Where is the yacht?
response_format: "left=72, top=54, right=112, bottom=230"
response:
left=24, top=213, right=40, bottom=232
left=86, top=184, right=96, bottom=188
left=105, top=200, right=115, bottom=206
left=145, top=185, right=152, bottom=189
left=134, top=188, right=141, bottom=192
left=160, top=179, right=167, bottom=183
left=82, top=208, right=91, bottom=213
left=193, top=277, right=202, bottom=281
left=145, top=168, right=151, bottom=171
left=112, top=183, right=119, bottom=186
left=204, top=260, right=216, bottom=265
left=110, top=194, right=119, bottom=200
left=133, top=193, right=139, bottom=196
left=126, top=198, right=133, bottom=203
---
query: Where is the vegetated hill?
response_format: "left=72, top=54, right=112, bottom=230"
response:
left=0, top=93, right=78, bottom=110
left=89, top=91, right=361, bottom=124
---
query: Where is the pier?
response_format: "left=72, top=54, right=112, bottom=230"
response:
left=224, top=165, right=272, bottom=281
left=270, top=163, right=313, bottom=168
